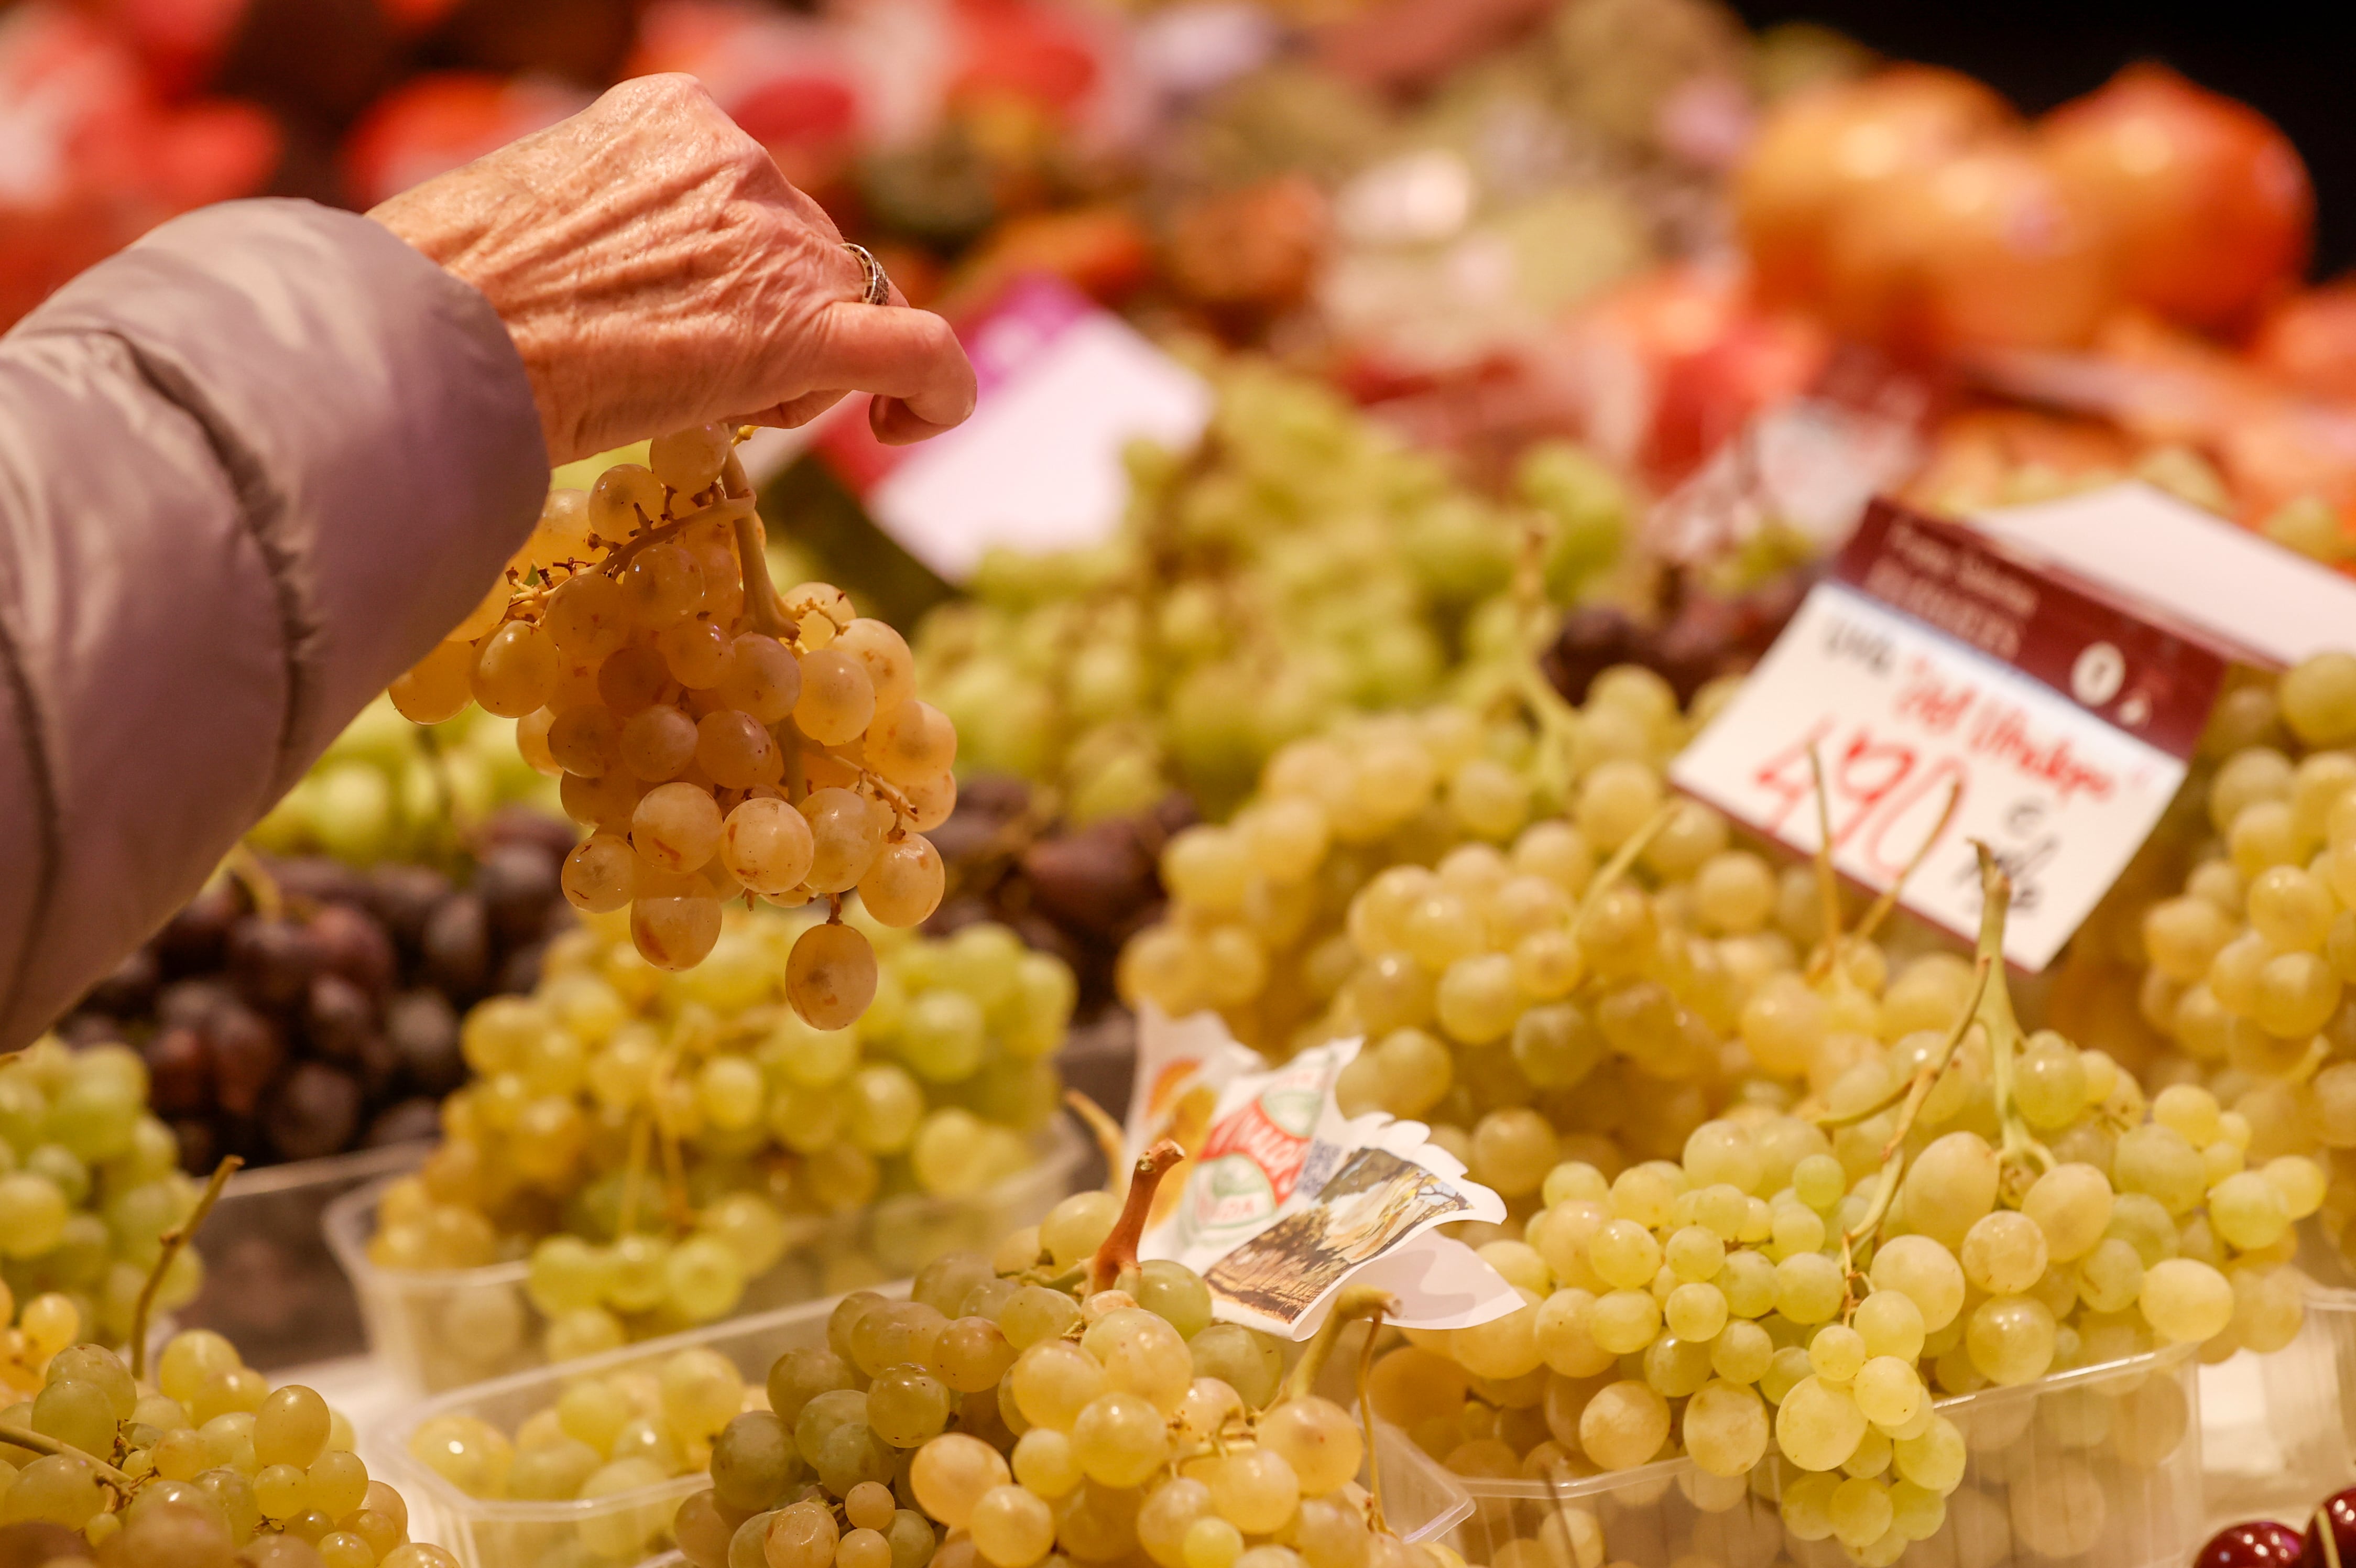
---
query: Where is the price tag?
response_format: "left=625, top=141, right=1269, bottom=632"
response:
left=1669, top=501, right=2227, bottom=971
left=819, top=273, right=1213, bottom=582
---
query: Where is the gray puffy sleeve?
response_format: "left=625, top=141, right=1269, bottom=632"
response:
left=0, top=198, right=548, bottom=1050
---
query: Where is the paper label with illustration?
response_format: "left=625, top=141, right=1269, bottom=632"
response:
left=1125, top=1004, right=1268, bottom=1233
left=1147, top=1039, right=1357, bottom=1261
left=1670, top=500, right=2226, bottom=972
left=1136, top=1020, right=1514, bottom=1338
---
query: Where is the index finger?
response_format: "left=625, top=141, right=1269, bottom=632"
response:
left=803, top=300, right=977, bottom=441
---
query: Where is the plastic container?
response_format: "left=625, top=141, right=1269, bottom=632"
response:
left=386, top=1288, right=1474, bottom=1568
left=327, top=1119, right=1088, bottom=1393
left=1445, top=1346, right=2201, bottom=1568
left=180, top=1141, right=430, bottom=1370
left=2198, top=1223, right=2356, bottom=1529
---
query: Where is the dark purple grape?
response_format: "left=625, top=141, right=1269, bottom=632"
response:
left=385, top=989, right=464, bottom=1095
left=156, top=977, right=236, bottom=1031
left=367, top=862, right=455, bottom=952
left=226, top=917, right=322, bottom=1012
left=263, top=1061, right=363, bottom=1162
left=82, top=946, right=160, bottom=1016
left=496, top=941, right=546, bottom=997
left=169, top=1117, right=219, bottom=1177
left=420, top=893, right=491, bottom=996
left=203, top=1005, right=285, bottom=1118
left=143, top=1025, right=214, bottom=1118
left=302, top=973, right=378, bottom=1062
left=154, top=878, right=246, bottom=976
left=355, top=1030, right=402, bottom=1099
left=365, top=1097, right=444, bottom=1148
left=2203, top=1520, right=2307, bottom=1567
left=269, top=855, right=372, bottom=909
left=308, top=902, right=396, bottom=996
left=2306, top=1490, right=2356, bottom=1568
left=54, top=1012, right=121, bottom=1048
left=473, top=843, right=561, bottom=947
left=476, top=804, right=580, bottom=862
left=958, top=775, right=1033, bottom=820
left=1021, top=824, right=1157, bottom=935
left=1539, top=604, right=1645, bottom=705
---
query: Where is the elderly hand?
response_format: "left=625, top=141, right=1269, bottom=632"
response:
left=370, top=74, right=975, bottom=465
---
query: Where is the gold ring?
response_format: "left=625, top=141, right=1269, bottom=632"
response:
left=843, top=242, right=891, bottom=307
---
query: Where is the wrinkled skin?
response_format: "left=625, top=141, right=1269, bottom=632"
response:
left=372, top=73, right=976, bottom=464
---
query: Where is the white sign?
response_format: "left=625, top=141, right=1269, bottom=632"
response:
left=1671, top=504, right=2226, bottom=971
left=821, top=275, right=1211, bottom=582
left=1971, top=481, right=2356, bottom=671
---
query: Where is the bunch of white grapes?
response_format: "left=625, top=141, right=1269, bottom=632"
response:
left=1386, top=880, right=2321, bottom=1566
left=0, top=1041, right=206, bottom=1351
left=363, top=904, right=1075, bottom=1376
left=914, top=362, right=1629, bottom=822
left=669, top=1169, right=1460, bottom=1568
left=388, top=425, right=954, bottom=1019
left=2104, top=652, right=2356, bottom=1265
left=1, top=1317, right=449, bottom=1568
left=1119, top=670, right=1894, bottom=1191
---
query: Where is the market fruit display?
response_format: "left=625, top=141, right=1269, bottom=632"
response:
left=245, top=697, right=561, bottom=868
left=52, top=817, right=575, bottom=1175
left=1737, top=60, right=2313, bottom=358
left=2091, top=651, right=2356, bottom=1268
left=639, top=1158, right=1444, bottom=1568
left=388, top=427, right=954, bottom=1014
left=915, top=363, right=1631, bottom=823
left=0, top=1041, right=205, bottom=1351
left=0, top=1308, right=451, bottom=1566
left=1398, top=857, right=2311, bottom=1565
left=927, top=777, right=1193, bottom=1019
left=356, top=902, right=1074, bottom=1383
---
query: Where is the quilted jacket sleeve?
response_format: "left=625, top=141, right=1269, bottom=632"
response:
left=0, top=198, right=548, bottom=1050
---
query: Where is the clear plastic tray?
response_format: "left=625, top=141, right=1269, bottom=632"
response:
left=326, top=1120, right=1088, bottom=1393
left=2197, top=1223, right=2356, bottom=1529
left=385, top=1288, right=1474, bottom=1568
left=180, top=1141, right=430, bottom=1370
left=1446, top=1346, right=2202, bottom=1568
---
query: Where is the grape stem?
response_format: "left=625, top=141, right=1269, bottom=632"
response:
left=1570, top=802, right=1678, bottom=942
left=219, top=845, right=285, bottom=924
left=0, top=1423, right=134, bottom=1490
left=1972, top=844, right=2056, bottom=1183
left=130, top=1156, right=242, bottom=1384
left=1062, top=1091, right=1130, bottom=1195
left=1087, top=1139, right=1188, bottom=1294
left=1279, top=1283, right=1397, bottom=1407
left=1815, top=957, right=1991, bottom=1134
left=1833, top=954, right=1992, bottom=1315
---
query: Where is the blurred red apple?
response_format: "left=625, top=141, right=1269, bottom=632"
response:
left=1737, top=66, right=2015, bottom=312
left=2043, top=63, right=2311, bottom=333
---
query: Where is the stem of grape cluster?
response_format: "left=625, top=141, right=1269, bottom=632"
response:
left=220, top=846, right=283, bottom=924
left=0, top=1424, right=134, bottom=1491
left=130, top=1156, right=241, bottom=1384
left=1571, top=802, right=1678, bottom=940
left=1973, top=845, right=2055, bottom=1180
left=1280, top=1284, right=1395, bottom=1406
left=1087, top=1140, right=1187, bottom=1294
left=1829, top=956, right=1990, bottom=1313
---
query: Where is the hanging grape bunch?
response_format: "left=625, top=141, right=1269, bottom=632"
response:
left=386, top=426, right=956, bottom=1024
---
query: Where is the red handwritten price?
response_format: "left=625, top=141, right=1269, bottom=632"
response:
left=1747, top=719, right=1969, bottom=882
